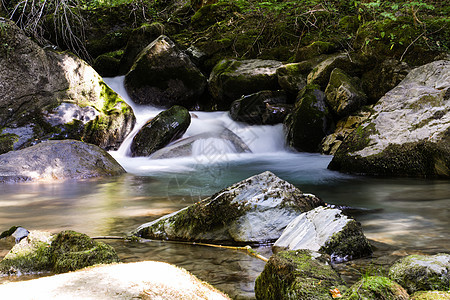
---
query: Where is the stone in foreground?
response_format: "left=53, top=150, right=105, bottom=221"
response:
left=343, top=276, right=409, bottom=300
left=0, top=261, right=230, bottom=299
left=0, top=140, right=125, bottom=183
left=134, top=171, right=323, bottom=244
left=389, top=253, right=450, bottom=294
left=273, top=206, right=372, bottom=262
left=255, top=250, right=345, bottom=300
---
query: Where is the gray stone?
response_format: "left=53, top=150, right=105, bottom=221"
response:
left=0, top=140, right=125, bottom=183
left=134, top=171, right=323, bottom=244
left=329, top=60, right=450, bottom=177
left=389, top=253, right=450, bottom=294
left=273, top=206, right=372, bottom=262
left=307, top=53, right=358, bottom=88
left=124, top=35, right=207, bottom=108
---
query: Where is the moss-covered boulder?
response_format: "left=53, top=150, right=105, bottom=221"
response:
left=361, top=59, right=411, bottom=104
left=0, top=19, right=135, bottom=152
left=130, top=105, right=191, bottom=157
left=191, top=2, right=240, bottom=29
left=411, top=291, right=450, bottom=300
left=229, top=90, right=291, bottom=125
left=307, top=53, right=358, bottom=89
left=295, top=41, right=335, bottom=62
left=0, top=230, right=119, bottom=275
left=118, top=22, right=165, bottom=75
left=0, top=140, right=125, bottom=183
left=92, top=50, right=123, bottom=77
left=325, top=68, right=367, bottom=118
left=342, top=276, right=409, bottom=300
left=389, top=253, right=450, bottom=294
left=208, top=59, right=283, bottom=110
left=276, top=63, right=309, bottom=97
left=134, top=171, right=324, bottom=244
left=124, top=35, right=206, bottom=108
left=328, top=60, right=450, bottom=177
left=273, top=206, right=372, bottom=262
left=254, top=250, right=346, bottom=300
left=284, top=85, right=333, bottom=152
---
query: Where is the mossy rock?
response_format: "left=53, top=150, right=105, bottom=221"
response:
left=342, top=276, right=409, bottom=300
left=284, top=85, right=333, bottom=153
left=191, top=2, right=240, bottom=29
left=295, top=41, right=335, bottom=62
left=0, top=132, right=18, bottom=155
left=411, top=291, right=450, bottom=300
left=130, top=105, right=191, bottom=157
left=389, top=253, right=450, bottom=294
left=93, top=50, right=123, bottom=77
left=255, top=250, right=346, bottom=300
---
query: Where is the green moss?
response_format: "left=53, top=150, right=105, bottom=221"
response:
left=411, top=291, right=450, bottom=300
left=0, top=132, right=18, bottom=154
left=295, top=41, right=335, bottom=61
left=343, top=276, right=409, bottom=300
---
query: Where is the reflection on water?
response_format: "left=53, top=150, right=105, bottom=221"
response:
left=0, top=169, right=449, bottom=298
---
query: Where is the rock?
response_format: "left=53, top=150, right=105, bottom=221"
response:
left=134, top=171, right=324, bottom=244
left=0, top=140, right=125, bottom=183
left=130, top=105, right=191, bottom=157
left=124, top=35, right=207, bottom=108
left=150, top=128, right=251, bottom=159
left=307, top=53, right=358, bottom=89
left=254, top=250, right=345, bottom=300
left=294, top=41, right=335, bottom=62
left=273, top=206, right=372, bottom=262
left=320, top=109, right=372, bottom=155
left=0, top=226, right=29, bottom=243
left=411, top=291, right=450, bottom=300
left=0, top=19, right=135, bottom=152
left=191, top=2, right=239, bottom=29
left=342, top=276, right=409, bottom=300
left=361, top=58, right=411, bottom=104
left=229, top=90, right=291, bottom=125
left=284, top=85, right=333, bottom=152
left=0, top=230, right=119, bottom=275
left=119, top=22, right=165, bottom=74
left=92, top=50, right=123, bottom=77
left=389, top=253, right=450, bottom=294
left=325, top=68, right=367, bottom=117
left=276, top=63, right=309, bottom=97
left=208, top=59, right=283, bottom=110
left=0, top=261, right=230, bottom=299
left=328, top=60, right=450, bottom=177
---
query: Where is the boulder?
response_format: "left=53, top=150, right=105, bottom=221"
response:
left=411, top=291, right=450, bottom=300
left=325, top=68, right=367, bottom=117
left=0, top=19, right=135, bottom=153
left=150, top=128, right=251, bottom=159
left=208, top=59, right=283, bottom=110
left=0, top=230, right=119, bottom=275
left=320, top=110, right=372, bottom=155
left=273, top=206, right=372, bottom=262
left=389, top=253, right=450, bottom=294
left=284, top=85, right=333, bottom=152
left=307, top=53, right=358, bottom=89
left=118, top=22, right=165, bottom=74
left=342, top=276, right=409, bottom=300
left=328, top=60, right=450, bottom=177
left=254, top=250, right=345, bottom=300
left=124, top=35, right=207, bottom=108
left=130, top=105, right=191, bottom=157
left=92, top=50, right=123, bottom=77
left=134, top=171, right=324, bottom=244
left=276, top=63, right=308, bottom=97
left=229, top=90, right=291, bottom=125
left=0, top=140, right=125, bottom=183
left=294, top=41, right=335, bottom=62
left=361, top=59, right=411, bottom=104
left=0, top=261, right=230, bottom=299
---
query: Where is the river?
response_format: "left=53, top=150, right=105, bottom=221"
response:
left=0, top=77, right=449, bottom=299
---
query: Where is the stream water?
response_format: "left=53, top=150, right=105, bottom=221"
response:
left=0, top=77, right=449, bottom=299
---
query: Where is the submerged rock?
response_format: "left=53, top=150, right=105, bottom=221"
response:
left=0, top=139, right=125, bottom=183
left=389, top=253, right=450, bottom=294
left=329, top=60, right=450, bottom=177
left=343, top=276, right=409, bottom=300
left=124, top=35, right=207, bottom=108
left=150, top=128, right=251, bottom=159
left=273, top=206, right=372, bottom=262
left=130, top=105, right=191, bottom=157
left=134, top=171, right=323, bottom=244
left=208, top=59, right=283, bottom=110
left=0, top=261, right=230, bottom=299
left=229, top=90, right=291, bottom=125
left=254, top=250, right=345, bottom=300
left=0, top=19, right=135, bottom=153
left=0, top=230, right=119, bottom=276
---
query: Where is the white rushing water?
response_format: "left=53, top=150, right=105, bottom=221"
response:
left=104, top=76, right=342, bottom=186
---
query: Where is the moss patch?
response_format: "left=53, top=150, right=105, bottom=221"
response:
left=343, top=276, right=409, bottom=300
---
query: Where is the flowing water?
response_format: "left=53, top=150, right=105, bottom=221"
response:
left=0, top=77, right=449, bottom=299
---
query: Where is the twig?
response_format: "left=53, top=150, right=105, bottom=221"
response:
left=400, top=30, right=426, bottom=61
